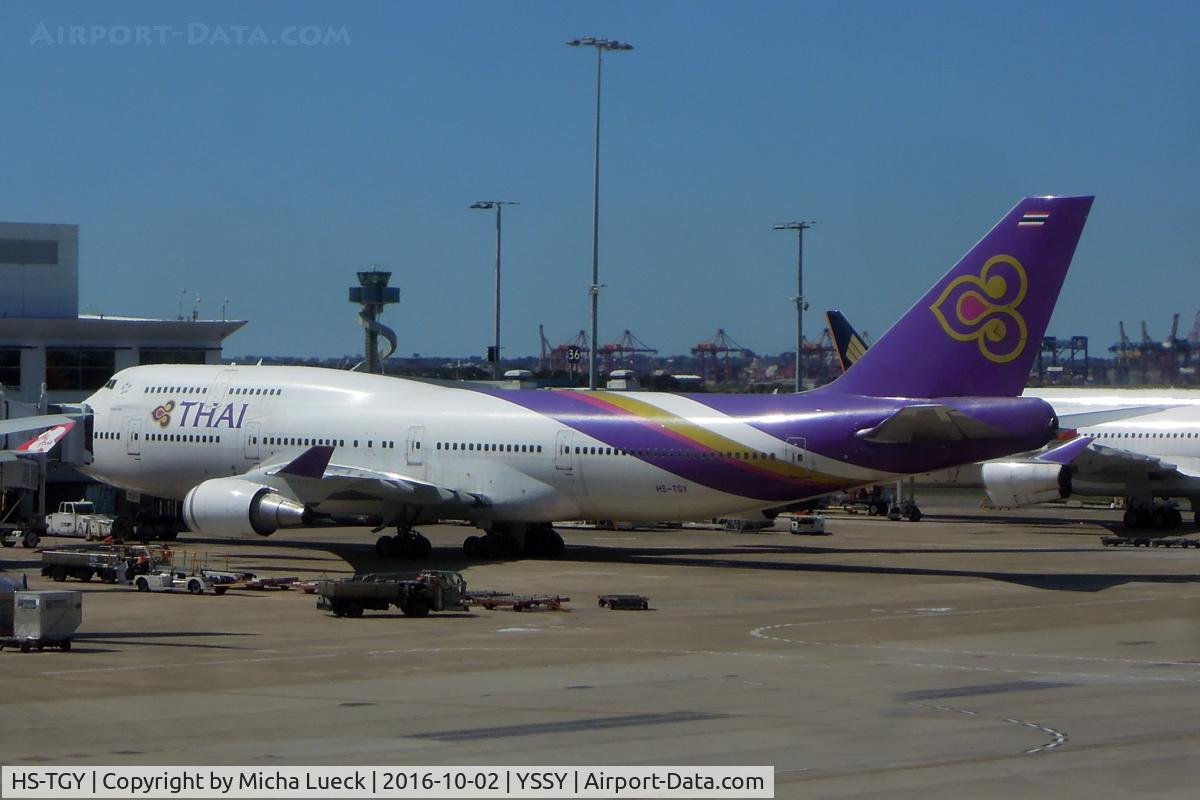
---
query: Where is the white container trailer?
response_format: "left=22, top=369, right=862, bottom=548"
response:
left=3, top=590, right=82, bottom=652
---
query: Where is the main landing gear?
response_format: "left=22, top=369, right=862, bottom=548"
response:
left=462, top=523, right=565, bottom=560
left=375, top=529, right=432, bottom=559
left=1121, top=502, right=1183, bottom=531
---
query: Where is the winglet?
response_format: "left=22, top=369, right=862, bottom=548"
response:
left=276, top=445, right=335, bottom=479
left=15, top=421, right=75, bottom=454
left=1036, top=435, right=1093, bottom=465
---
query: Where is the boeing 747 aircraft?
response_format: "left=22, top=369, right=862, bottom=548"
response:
left=6, top=196, right=1093, bottom=558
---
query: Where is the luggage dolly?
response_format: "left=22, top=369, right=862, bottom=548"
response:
left=470, top=593, right=570, bottom=611
left=598, top=594, right=650, bottom=610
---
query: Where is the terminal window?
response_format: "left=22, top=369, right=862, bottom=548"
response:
left=46, top=348, right=115, bottom=391
left=0, top=238, right=58, bottom=265
left=0, top=349, right=19, bottom=388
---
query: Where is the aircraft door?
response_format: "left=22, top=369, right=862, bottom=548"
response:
left=244, top=421, right=261, bottom=461
left=785, top=436, right=807, bottom=467
left=406, top=426, right=425, bottom=466
left=126, top=417, right=142, bottom=458
left=554, top=429, right=574, bottom=472
left=209, top=369, right=236, bottom=403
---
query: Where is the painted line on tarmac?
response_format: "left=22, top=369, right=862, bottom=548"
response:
left=750, top=593, right=1190, bottom=631
left=751, top=622, right=1200, bottom=670
left=916, top=702, right=1068, bottom=755
left=39, top=652, right=339, bottom=677
left=38, top=645, right=796, bottom=678
left=892, top=658, right=1196, bottom=684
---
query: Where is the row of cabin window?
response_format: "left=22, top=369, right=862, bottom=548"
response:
left=1092, top=432, right=1199, bottom=439
left=437, top=442, right=542, bottom=454
left=253, top=437, right=397, bottom=449
left=567, top=445, right=775, bottom=460
left=230, top=387, right=282, bottom=396
left=96, top=431, right=121, bottom=440
left=145, top=432, right=222, bottom=443
left=142, top=386, right=285, bottom=397
left=145, top=386, right=207, bottom=394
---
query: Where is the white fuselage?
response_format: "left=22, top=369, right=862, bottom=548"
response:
left=82, top=364, right=882, bottom=525
left=1028, top=388, right=1200, bottom=477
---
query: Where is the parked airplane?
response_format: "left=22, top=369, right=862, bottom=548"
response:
left=825, top=310, right=1200, bottom=530
left=5, top=196, right=1093, bottom=557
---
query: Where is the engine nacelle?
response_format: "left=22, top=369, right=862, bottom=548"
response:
left=981, top=461, right=1072, bottom=508
left=182, top=477, right=309, bottom=537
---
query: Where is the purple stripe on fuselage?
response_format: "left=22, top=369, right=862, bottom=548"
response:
left=478, top=389, right=837, bottom=502
left=478, top=389, right=1056, bottom=503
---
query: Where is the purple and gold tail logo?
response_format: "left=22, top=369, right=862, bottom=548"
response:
left=930, top=255, right=1028, bottom=363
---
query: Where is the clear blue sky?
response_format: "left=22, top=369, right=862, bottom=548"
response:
left=3, top=1, right=1197, bottom=360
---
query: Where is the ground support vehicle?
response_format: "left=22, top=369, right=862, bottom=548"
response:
left=131, top=571, right=228, bottom=595
left=46, top=500, right=114, bottom=541
left=598, top=594, right=649, bottom=610
left=1, top=528, right=40, bottom=549
left=1101, top=535, right=1200, bottom=548
left=789, top=514, right=829, bottom=535
left=316, top=570, right=469, bottom=618
left=0, top=590, right=81, bottom=652
left=835, top=487, right=894, bottom=516
left=41, top=544, right=170, bottom=584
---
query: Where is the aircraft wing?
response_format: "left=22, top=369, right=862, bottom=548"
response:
left=244, top=445, right=487, bottom=509
left=1058, top=406, right=1176, bottom=428
left=856, top=404, right=1009, bottom=443
left=1044, top=438, right=1193, bottom=483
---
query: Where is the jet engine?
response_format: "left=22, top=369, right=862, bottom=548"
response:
left=182, top=478, right=309, bottom=537
left=981, top=461, right=1072, bottom=508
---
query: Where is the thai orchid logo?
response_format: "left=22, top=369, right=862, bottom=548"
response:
left=151, top=400, right=175, bottom=428
left=930, top=255, right=1028, bottom=363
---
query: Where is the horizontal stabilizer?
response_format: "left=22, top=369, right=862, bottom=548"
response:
left=856, top=404, right=1008, bottom=443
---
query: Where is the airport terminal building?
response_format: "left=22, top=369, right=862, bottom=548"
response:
left=0, top=221, right=244, bottom=408
left=0, top=221, right=245, bottom=518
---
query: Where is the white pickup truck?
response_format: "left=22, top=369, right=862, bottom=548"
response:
left=46, top=501, right=114, bottom=541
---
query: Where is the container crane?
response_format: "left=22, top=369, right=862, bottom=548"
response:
left=691, top=329, right=753, bottom=385
left=599, top=330, right=657, bottom=374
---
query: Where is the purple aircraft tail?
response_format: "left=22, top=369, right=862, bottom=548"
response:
left=824, top=195, right=1093, bottom=398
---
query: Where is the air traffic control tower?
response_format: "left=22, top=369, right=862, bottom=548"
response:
left=349, top=269, right=399, bottom=374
